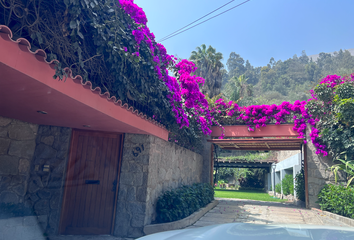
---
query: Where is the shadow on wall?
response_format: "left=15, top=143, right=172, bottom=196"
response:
left=0, top=116, right=72, bottom=238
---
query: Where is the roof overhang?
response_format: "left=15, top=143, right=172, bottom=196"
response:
left=0, top=25, right=168, bottom=141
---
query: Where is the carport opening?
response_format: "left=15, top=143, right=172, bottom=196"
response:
left=212, top=147, right=288, bottom=203
left=208, top=124, right=308, bottom=207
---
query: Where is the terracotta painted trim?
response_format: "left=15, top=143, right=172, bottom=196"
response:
left=0, top=25, right=168, bottom=141
left=211, top=124, right=299, bottom=138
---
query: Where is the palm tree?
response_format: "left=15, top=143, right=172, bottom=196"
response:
left=190, top=44, right=224, bottom=98
left=223, top=74, right=253, bottom=102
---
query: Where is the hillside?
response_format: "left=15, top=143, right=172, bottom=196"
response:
left=308, top=48, right=354, bottom=62
left=222, top=49, right=354, bottom=106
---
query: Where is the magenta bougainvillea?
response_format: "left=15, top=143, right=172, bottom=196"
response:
left=118, top=0, right=213, bottom=136
left=117, top=0, right=349, bottom=157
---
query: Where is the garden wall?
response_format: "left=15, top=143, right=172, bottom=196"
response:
left=305, top=126, right=344, bottom=208
left=277, top=150, right=300, bottom=163
left=114, top=134, right=204, bottom=238
left=0, top=116, right=38, bottom=208
left=1, top=116, right=208, bottom=239
left=0, top=116, right=72, bottom=236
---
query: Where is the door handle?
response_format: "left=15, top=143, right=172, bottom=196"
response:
left=85, top=180, right=100, bottom=185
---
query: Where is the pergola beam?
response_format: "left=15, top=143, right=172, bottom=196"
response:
left=211, top=124, right=299, bottom=138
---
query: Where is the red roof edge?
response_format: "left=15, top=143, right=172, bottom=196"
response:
left=0, top=25, right=167, bottom=130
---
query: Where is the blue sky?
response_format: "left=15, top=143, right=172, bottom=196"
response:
left=135, top=0, right=354, bottom=69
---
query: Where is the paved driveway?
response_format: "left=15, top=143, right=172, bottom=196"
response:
left=187, top=198, right=349, bottom=228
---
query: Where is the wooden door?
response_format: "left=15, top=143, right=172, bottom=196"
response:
left=59, top=130, right=123, bottom=235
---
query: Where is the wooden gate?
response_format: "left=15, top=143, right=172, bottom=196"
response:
left=59, top=130, right=123, bottom=235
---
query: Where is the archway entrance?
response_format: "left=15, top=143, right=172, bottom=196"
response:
left=208, top=124, right=308, bottom=207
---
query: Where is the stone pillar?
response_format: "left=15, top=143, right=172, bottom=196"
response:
left=26, top=125, right=72, bottom=235
left=0, top=116, right=72, bottom=235
left=305, top=125, right=346, bottom=208
left=0, top=116, right=37, bottom=207
left=114, top=134, right=150, bottom=238
left=271, top=165, right=275, bottom=193
left=114, top=133, right=204, bottom=238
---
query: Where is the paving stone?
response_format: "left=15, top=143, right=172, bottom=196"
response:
left=189, top=198, right=350, bottom=229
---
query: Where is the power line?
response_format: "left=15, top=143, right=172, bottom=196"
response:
left=158, top=0, right=238, bottom=42
left=158, top=0, right=251, bottom=43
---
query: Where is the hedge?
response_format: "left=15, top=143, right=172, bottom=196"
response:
left=317, top=184, right=354, bottom=219
left=156, top=183, right=214, bottom=223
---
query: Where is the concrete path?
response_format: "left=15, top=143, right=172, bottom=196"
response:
left=187, top=198, right=349, bottom=229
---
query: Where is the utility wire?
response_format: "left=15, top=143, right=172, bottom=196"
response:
left=158, top=0, right=251, bottom=43
left=158, top=0, right=237, bottom=42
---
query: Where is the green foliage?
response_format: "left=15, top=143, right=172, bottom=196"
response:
left=281, top=174, right=294, bottom=196
left=275, top=183, right=282, bottom=194
left=317, top=184, right=354, bottom=219
left=223, top=49, right=354, bottom=106
left=222, top=74, right=253, bottom=106
left=156, top=183, right=214, bottom=223
left=335, top=98, right=354, bottom=124
left=190, top=44, right=224, bottom=98
left=294, top=171, right=305, bottom=201
left=329, top=157, right=354, bottom=187
left=239, top=168, right=267, bottom=189
left=0, top=0, right=206, bottom=153
left=221, top=152, right=271, bottom=162
left=214, top=168, right=250, bottom=183
left=307, top=80, right=354, bottom=159
left=335, top=82, right=354, bottom=100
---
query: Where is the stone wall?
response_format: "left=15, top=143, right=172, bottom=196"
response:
left=25, top=126, right=72, bottom=235
left=277, top=150, right=300, bottom=162
left=0, top=116, right=38, bottom=209
left=305, top=126, right=343, bottom=208
left=114, top=134, right=204, bottom=238
left=145, top=136, right=203, bottom=225
left=0, top=116, right=72, bottom=235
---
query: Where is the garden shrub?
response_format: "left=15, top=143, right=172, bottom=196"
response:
left=156, top=183, right=214, bottom=223
left=295, top=171, right=305, bottom=201
left=317, top=184, right=354, bottom=219
left=275, top=183, right=282, bottom=194
left=282, top=174, right=294, bottom=195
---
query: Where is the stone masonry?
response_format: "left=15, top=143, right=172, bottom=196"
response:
left=25, top=125, right=72, bottom=235
left=0, top=116, right=72, bottom=236
left=305, top=125, right=344, bottom=208
left=0, top=116, right=38, bottom=208
left=114, top=134, right=204, bottom=238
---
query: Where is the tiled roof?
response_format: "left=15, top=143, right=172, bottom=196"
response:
left=0, top=25, right=166, bottom=130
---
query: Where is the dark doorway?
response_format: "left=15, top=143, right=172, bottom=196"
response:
left=59, top=130, right=123, bottom=235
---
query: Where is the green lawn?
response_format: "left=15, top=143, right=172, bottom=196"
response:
left=214, top=188, right=287, bottom=203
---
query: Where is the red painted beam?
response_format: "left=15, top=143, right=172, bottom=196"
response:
left=211, top=124, right=298, bottom=138
left=208, top=138, right=303, bottom=143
